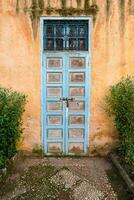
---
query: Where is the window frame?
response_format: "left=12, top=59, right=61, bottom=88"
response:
left=43, top=20, right=89, bottom=51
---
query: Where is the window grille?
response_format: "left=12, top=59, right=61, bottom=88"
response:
left=43, top=20, right=88, bottom=51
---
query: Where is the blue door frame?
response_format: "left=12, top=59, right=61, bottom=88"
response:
left=40, top=17, right=92, bottom=155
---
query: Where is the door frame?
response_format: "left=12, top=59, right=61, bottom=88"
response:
left=40, top=16, right=92, bottom=155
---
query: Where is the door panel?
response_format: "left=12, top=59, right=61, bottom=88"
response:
left=70, top=58, right=85, bottom=68
left=47, top=129, right=63, bottom=139
left=69, top=87, right=85, bottom=97
left=47, top=87, right=62, bottom=97
left=43, top=52, right=89, bottom=155
left=47, top=58, right=62, bottom=68
left=68, top=129, right=84, bottom=139
left=69, top=115, right=85, bottom=125
left=47, top=101, right=62, bottom=112
left=47, top=73, right=62, bottom=83
left=69, top=101, right=85, bottom=112
left=48, top=143, right=62, bottom=153
left=69, top=143, right=84, bottom=153
left=47, top=115, right=63, bottom=125
left=70, top=72, right=85, bottom=83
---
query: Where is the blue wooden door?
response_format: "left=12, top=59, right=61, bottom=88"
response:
left=42, top=20, right=90, bottom=155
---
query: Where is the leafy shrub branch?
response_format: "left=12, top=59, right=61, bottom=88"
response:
left=105, top=76, right=134, bottom=165
left=0, top=87, right=27, bottom=169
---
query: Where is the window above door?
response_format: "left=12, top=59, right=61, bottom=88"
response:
left=43, top=20, right=88, bottom=51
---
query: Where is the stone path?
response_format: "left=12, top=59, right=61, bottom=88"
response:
left=0, top=156, right=131, bottom=200
left=47, top=157, right=117, bottom=200
left=51, top=169, right=105, bottom=200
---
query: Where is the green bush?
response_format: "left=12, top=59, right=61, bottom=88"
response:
left=0, top=154, right=6, bottom=169
left=105, top=76, right=134, bottom=165
left=0, top=87, right=27, bottom=169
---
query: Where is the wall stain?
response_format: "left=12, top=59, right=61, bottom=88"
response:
left=24, top=0, right=28, bottom=13
left=61, top=0, right=66, bottom=8
left=105, top=0, right=112, bottom=62
left=128, top=0, right=134, bottom=15
left=119, top=0, right=125, bottom=66
left=57, top=0, right=69, bottom=16
left=77, top=0, right=82, bottom=8
left=106, top=0, right=111, bottom=21
left=128, top=0, right=132, bottom=14
left=15, top=0, right=99, bottom=39
left=30, top=0, right=44, bottom=39
left=46, top=0, right=54, bottom=15
left=84, top=0, right=99, bottom=24
left=16, top=0, right=19, bottom=13
left=119, top=0, right=125, bottom=36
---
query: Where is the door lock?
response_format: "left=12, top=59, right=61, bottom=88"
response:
left=60, top=97, right=75, bottom=107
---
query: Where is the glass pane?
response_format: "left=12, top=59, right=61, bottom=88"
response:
left=56, top=39, right=63, bottom=50
left=69, top=129, right=84, bottom=139
left=47, top=101, right=62, bottom=112
left=69, top=143, right=84, bottom=153
left=48, top=143, right=62, bottom=153
left=56, top=25, right=64, bottom=37
left=47, top=87, right=62, bottom=97
left=69, top=101, right=85, bottom=112
left=47, top=129, right=62, bottom=139
left=69, top=115, right=84, bottom=125
left=47, top=73, right=62, bottom=83
left=78, top=39, right=86, bottom=50
left=47, top=115, right=62, bottom=125
left=70, top=73, right=85, bottom=83
left=70, top=58, right=85, bottom=68
left=79, top=26, right=86, bottom=37
left=46, top=25, right=54, bottom=37
left=68, top=25, right=78, bottom=37
left=47, top=58, right=62, bottom=68
left=46, top=39, right=54, bottom=50
left=70, top=87, right=85, bottom=97
left=69, top=39, right=78, bottom=50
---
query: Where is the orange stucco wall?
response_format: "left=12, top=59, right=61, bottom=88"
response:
left=0, top=0, right=134, bottom=155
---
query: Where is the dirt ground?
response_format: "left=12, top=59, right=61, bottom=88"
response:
left=0, top=155, right=133, bottom=200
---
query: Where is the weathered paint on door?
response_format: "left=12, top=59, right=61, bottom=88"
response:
left=41, top=18, right=91, bottom=155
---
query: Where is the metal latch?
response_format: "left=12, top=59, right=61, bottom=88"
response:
left=60, top=97, right=75, bottom=107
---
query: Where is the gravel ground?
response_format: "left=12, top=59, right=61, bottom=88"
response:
left=0, top=156, right=132, bottom=200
